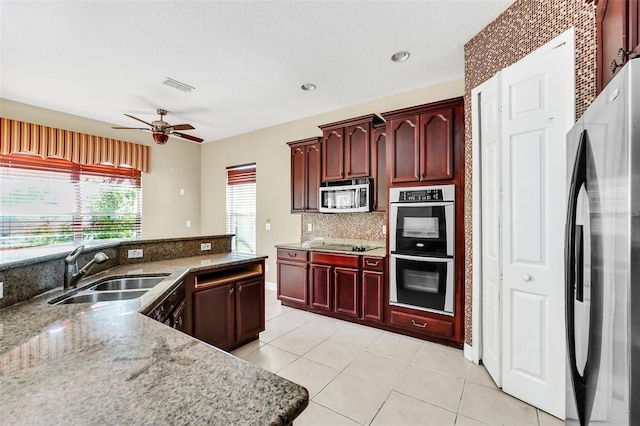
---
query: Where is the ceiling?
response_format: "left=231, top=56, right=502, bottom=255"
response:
left=0, top=1, right=514, bottom=144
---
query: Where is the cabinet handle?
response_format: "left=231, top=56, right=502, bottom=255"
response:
left=523, top=275, right=531, bottom=281
left=365, top=260, right=379, bottom=267
left=229, top=288, right=234, bottom=294
left=412, top=319, right=428, bottom=328
left=288, top=252, right=297, bottom=258
left=239, top=286, right=243, bottom=294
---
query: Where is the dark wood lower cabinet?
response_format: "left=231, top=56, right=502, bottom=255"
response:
left=310, top=264, right=332, bottom=311
left=277, top=261, right=308, bottom=306
left=361, top=270, right=383, bottom=322
left=187, top=261, right=266, bottom=352
left=334, top=267, right=359, bottom=318
left=235, top=278, right=265, bottom=344
left=193, top=283, right=235, bottom=350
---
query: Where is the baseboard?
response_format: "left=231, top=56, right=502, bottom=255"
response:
left=464, top=343, right=480, bottom=364
left=265, top=281, right=277, bottom=292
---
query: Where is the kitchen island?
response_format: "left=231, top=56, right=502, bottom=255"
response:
left=0, top=253, right=308, bottom=425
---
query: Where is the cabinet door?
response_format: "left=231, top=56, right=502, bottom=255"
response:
left=420, top=108, right=453, bottom=181
left=334, top=267, right=359, bottom=318
left=345, top=123, right=371, bottom=178
left=192, top=283, right=235, bottom=349
left=597, top=0, right=629, bottom=91
left=310, top=264, right=332, bottom=311
left=306, top=142, right=321, bottom=212
left=236, top=278, right=265, bottom=344
left=290, top=145, right=307, bottom=212
left=389, top=116, right=420, bottom=184
left=372, top=127, right=387, bottom=211
left=362, top=270, right=383, bottom=322
left=172, top=300, right=187, bottom=332
left=277, top=261, right=308, bottom=305
left=322, top=129, right=344, bottom=181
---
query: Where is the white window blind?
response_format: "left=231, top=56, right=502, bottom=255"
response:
left=226, top=164, right=256, bottom=254
left=0, top=153, right=141, bottom=250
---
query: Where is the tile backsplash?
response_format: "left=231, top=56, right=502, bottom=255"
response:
left=301, top=212, right=386, bottom=243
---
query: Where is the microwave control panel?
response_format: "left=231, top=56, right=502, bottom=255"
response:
left=398, top=189, right=443, bottom=202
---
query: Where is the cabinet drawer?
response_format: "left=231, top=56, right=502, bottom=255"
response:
left=389, top=309, right=453, bottom=337
left=277, top=248, right=308, bottom=262
left=362, top=256, right=384, bottom=272
left=310, top=252, right=359, bottom=268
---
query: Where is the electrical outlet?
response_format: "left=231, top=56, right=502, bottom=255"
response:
left=382, top=224, right=386, bottom=235
left=0, top=282, right=3, bottom=299
left=265, top=222, right=271, bottom=231
left=201, top=242, right=212, bottom=251
left=265, top=264, right=269, bottom=272
left=128, top=249, right=143, bottom=259
left=186, top=220, right=192, bottom=228
left=307, top=223, right=313, bottom=232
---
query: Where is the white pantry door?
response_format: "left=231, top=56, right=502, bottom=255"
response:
left=478, top=73, right=503, bottom=387
left=500, top=34, right=572, bottom=418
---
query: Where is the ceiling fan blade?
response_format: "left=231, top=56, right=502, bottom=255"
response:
left=111, top=126, right=149, bottom=130
left=173, top=132, right=204, bottom=143
left=124, top=113, right=154, bottom=127
left=171, top=123, right=195, bottom=131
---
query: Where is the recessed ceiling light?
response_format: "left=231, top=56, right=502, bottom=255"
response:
left=391, top=51, right=410, bottom=62
left=301, top=83, right=317, bottom=91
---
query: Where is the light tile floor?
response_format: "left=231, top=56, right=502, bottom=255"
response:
left=232, top=290, right=565, bottom=426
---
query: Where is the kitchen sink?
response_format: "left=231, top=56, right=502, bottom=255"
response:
left=49, top=274, right=169, bottom=305
left=54, top=290, right=149, bottom=305
left=89, top=276, right=166, bottom=291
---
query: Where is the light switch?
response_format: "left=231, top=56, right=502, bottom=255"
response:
left=180, top=188, right=185, bottom=195
left=265, top=222, right=271, bottom=231
left=186, top=220, right=192, bottom=228
left=0, top=282, right=3, bottom=299
left=307, top=223, right=313, bottom=232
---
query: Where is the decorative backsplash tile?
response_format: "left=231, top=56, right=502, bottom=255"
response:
left=462, top=0, right=596, bottom=345
left=301, top=212, right=386, bottom=244
left=0, top=235, right=233, bottom=309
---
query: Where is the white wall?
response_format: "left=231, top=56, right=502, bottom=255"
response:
left=0, top=99, right=202, bottom=238
left=200, top=78, right=464, bottom=283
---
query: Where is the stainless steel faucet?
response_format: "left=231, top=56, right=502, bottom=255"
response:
left=64, top=245, right=109, bottom=289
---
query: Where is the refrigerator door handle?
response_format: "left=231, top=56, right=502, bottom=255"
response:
left=565, top=129, right=603, bottom=426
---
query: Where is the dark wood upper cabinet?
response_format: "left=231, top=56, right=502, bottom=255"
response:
left=344, top=124, right=371, bottom=178
left=593, top=0, right=640, bottom=92
left=319, top=114, right=384, bottom=182
left=383, top=97, right=463, bottom=185
left=288, top=137, right=321, bottom=213
left=420, top=109, right=453, bottom=181
left=371, top=123, right=387, bottom=211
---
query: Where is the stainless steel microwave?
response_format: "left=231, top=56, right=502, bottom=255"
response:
left=319, top=179, right=371, bottom=213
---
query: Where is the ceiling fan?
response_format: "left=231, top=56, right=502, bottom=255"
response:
left=112, top=108, right=204, bottom=144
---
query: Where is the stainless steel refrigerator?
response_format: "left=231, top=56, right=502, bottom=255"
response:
left=565, top=57, right=639, bottom=425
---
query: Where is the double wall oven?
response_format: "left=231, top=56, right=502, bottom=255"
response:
left=389, top=184, right=455, bottom=315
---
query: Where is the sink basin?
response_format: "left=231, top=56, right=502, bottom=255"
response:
left=90, top=277, right=165, bottom=291
left=54, top=290, right=149, bottom=305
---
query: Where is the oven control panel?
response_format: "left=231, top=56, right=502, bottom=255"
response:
left=398, top=189, right=443, bottom=201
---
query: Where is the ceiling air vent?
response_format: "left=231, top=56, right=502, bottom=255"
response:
left=162, top=77, right=195, bottom=93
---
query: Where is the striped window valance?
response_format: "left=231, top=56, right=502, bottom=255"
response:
left=0, top=117, right=150, bottom=172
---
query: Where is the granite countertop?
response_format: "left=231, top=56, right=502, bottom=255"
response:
left=275, top=240, right=387, bottom=258
left=0, top=252, right=308, bottom=425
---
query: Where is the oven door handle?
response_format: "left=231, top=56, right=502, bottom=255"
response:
left=391, top=253, right=453, bottom=263
left=390, top=201, right=453, bottom=208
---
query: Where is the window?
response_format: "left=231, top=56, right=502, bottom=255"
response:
left=0, top=153, right=142, bottom=250
left=226, top=164, right=256, bottom=254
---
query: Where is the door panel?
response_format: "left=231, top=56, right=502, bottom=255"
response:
left=389, top=117, right=420, bottom=183
left=478, top=73, right=502, bottom=386
left=345, top=124, right=370, bottom=178
left=508, top=129, right=546, bottom=264
left=334, top=267, right=359, bottom=318
left=509, top=290, right=545, bottom=378
left=500, top=35, right=571, bottom=418
left=310, top=264, right=332, bottom=311
left=306, top=143, right=321, bottom=211
left=322, top=129, right=344, bottom=181
left=420, top=109, right=453, bottom=180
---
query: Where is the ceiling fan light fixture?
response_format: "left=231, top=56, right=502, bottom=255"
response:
left=301, top=83, right=316, bottom=91
left=163, top=77, right=195, bottom=93
left=391, top=50, right=410, bottom=62
left=152, top=132, right=169, bottom=144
